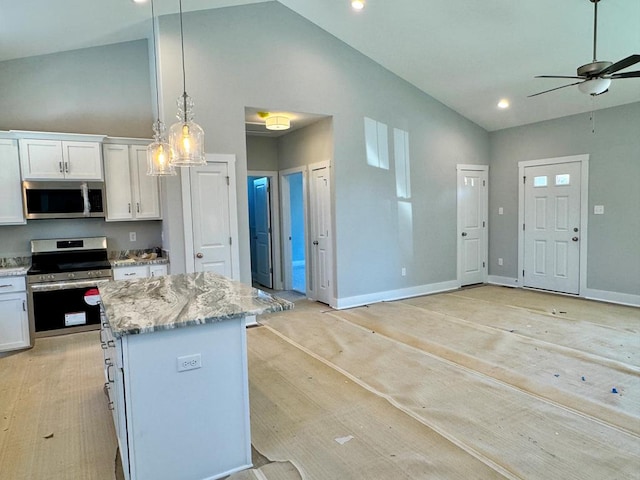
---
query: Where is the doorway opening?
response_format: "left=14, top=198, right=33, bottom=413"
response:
left=247, top=173, right=278, bottom=289
left=281, top=170, right=306, bottom=293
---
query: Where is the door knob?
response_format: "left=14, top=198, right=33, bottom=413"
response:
left=461, top=232, right=468, bottom=237
left=313, top=241, right=319, bottom=245
left=196, top=252, right=204, bottom=258
left=572, top=237, right=579, bottom=242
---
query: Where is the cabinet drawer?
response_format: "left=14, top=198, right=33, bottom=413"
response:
left=113, top=266, right=148, bottom=281
left=0, top=276, right=26, bottom=293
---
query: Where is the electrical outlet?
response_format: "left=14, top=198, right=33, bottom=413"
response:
left=401, top=267, right=407, bottom=276
left=177, top=354, right=202, bottom=372
left=498, top=207, right=504, bottom=215
left=129, top=232, right=136, bottom=242
left=498, top=258, right=503, bottom=266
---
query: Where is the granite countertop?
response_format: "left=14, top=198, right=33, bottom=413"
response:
left=0, top=257, right=30, bottom=277
left=110, top=257, right=169, bottom=267
left=99, top=271, right=293, bottom=338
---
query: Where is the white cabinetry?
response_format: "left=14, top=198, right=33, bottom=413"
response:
left=103, top=143, right=161, bottom=221
left=0, top=138, right=26, bottom=225
left=0, top=276, right=31, bottom=352
left=100, top=315, right=251, bottom=480
left=19, top=138, right=103, bottom=181
left=113, top=263, right=167, bottom=281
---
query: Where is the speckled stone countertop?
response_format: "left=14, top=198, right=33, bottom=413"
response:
left=99, top=271, right=293, bottom=338
left=109, top=249, right=169, bottom=267
left=0, top=257, right=30, bottom=277
left=110, top=257, right=169, bottom=267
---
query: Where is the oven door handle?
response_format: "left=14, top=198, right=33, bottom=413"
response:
left=29, top=278, right=111, bottom=292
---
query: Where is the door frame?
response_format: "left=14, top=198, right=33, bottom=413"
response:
left=456, top=164, right=489, bottom=287
left=248, top=170, right=282, bottom=290
left=518, top=154, right=589, bottom=295
left=280, top=166, right=309, bottom=294
left=182, top=153, right=240, bottom=279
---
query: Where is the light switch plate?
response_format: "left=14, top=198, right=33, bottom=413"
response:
left=594, top=205, right=604, bottom=215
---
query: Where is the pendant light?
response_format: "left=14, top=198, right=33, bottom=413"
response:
left=147, top=0, right=176, bottom=176
left=169, top=0, right=206, bottom=166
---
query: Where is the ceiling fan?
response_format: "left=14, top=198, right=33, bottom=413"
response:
left=529, top=0, right=640, bottom=98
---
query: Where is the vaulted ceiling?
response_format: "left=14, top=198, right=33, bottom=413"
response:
left=1, top=0, right=638, bottom=131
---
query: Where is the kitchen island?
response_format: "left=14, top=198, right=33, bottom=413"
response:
left=98, top=271, right=293, bottom=480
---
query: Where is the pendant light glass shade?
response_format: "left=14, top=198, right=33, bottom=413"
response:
left=169, top=92, right=205, bottom=166
left=147, top=120, right=176, bottom=176
left=169, top=0, right=206, bottom=167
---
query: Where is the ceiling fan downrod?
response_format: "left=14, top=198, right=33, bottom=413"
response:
left=591, top=0, right=600, bottom=63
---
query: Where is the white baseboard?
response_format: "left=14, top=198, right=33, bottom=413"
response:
left=488, top=275, right=519, bottom=287
left=582, top=288, right=640, bottom=307
left=334, top=280, right=459, bottom=310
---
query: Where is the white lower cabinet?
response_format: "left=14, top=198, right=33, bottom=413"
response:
left=113, top=264, right=167, bottom=281
left=100, top=314, right=251, bottom=480
left=0, top=276, right=31, bottom=352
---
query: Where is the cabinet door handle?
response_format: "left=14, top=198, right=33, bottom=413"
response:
left=124, top=272, right=136, bottom=277
left=65, top=162, right=69, bottom=173
left=136, top=202, right=140, bottom=213
left=59, top=161, right=64, bottom=173
left=23, top=300, right=26, bottom=311
left=128, top=203, right=131, bottom=213
left=0, top=284, right=11, bottom=288
left=108, top=401, right=114, bottom=411
left=107, top=364, right=114, bottom=383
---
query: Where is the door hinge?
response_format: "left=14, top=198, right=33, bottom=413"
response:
left=483, top=180, right=486, bottom=187
left=226, top=176, right=230, bottom=186
left=483, top=221, right=485, bottom=228
left=229, top=237, right=232, bottom=245
left=523, top=269, right=525, bottom=277
left=268, top=227, right=271, bottom=234
left=523, top=223, right=525, bottom=231
left=483, top=261, right=486, bottom=268
left=270, top=267, right=273, bottom=273
left=523, top=176, right=526, bottom=184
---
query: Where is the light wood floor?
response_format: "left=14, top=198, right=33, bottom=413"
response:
left=1, top=286, right=638, bottom=479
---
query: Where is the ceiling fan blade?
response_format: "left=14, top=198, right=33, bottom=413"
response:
left=610, top=71, right=640, bottom=79
left=528, top=81, right=583, bottom=98
left=536, top=75, right=584, bottom=79
left=598, top=54, right=640, bottom=75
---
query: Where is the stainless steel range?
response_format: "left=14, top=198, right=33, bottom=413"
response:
left=27, top=236, right=112, bottom=337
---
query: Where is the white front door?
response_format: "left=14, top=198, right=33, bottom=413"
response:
left=309, top=162, right=333, bottom=305
left=253, top=177, right=273, bottom=288
left=457, top=165, right=488, bottom=286
left=190, top=163, right=233, bottom=277
left=523, top=161, right=582, bottom=294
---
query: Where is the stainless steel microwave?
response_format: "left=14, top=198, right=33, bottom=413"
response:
left=22, top=181, right=106, bottom=219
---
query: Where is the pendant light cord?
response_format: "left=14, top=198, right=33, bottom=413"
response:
left=179, top=0, right=188, bottom=122
left=150, top=0, right=161, bottom=124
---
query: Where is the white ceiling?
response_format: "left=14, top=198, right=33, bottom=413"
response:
left=1, top=0, right=638, bottom=131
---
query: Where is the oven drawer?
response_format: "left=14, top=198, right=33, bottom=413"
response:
left=0, top=276, right=26, bottom=293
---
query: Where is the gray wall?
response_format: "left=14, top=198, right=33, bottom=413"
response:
left=0, top=40, right=154, bottom=137
left=158, top=3, right=490, bottom=299
left=277, top=117, right=333, bottom=171
left=246, top=136, right=279, bottom=171
left=0, top=219, right=162, bottom=257
left=0, top=40, right=163, bottom=256
left=489, top=102, right=640, bottom=296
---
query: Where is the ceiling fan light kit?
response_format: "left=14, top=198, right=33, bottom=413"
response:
left=530, top=0, right=639, bottom=98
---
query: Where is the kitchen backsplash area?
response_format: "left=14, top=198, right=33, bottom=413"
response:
left=0, top=218, right=162, bottom=257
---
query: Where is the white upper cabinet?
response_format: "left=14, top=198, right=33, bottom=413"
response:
left=103, top=142, right=161, bottom=221
left=0, top=138, right=26, bottom=225
left=18, top=134, right=104, bottom=181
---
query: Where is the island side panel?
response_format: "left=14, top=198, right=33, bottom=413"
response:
left=122, top=318, right=252, bottom=480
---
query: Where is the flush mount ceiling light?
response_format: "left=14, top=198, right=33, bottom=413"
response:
left=147, top=0, right=176, bottom=176
left=265, top=115, right=291, bottom=131
left=169, top=0, right=206, bottom=167
left=352, top=0, right=365, bottom=11
left=497, top=99, right=510, bottom=109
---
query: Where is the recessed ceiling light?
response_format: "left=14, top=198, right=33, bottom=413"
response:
left=352, top=0, right=365, bottom=11
left=497, top=99, right=510, bottom=109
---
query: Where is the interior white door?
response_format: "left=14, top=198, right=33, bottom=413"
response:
left=523, top=162, right=581, bottom=294
left=190, top=163, right=233, bottom=277
left=457, top=166, right=488, bottom=286
left=309, top=163, right=332, bottom=305
left=253, top=177, right=273, bottom=288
